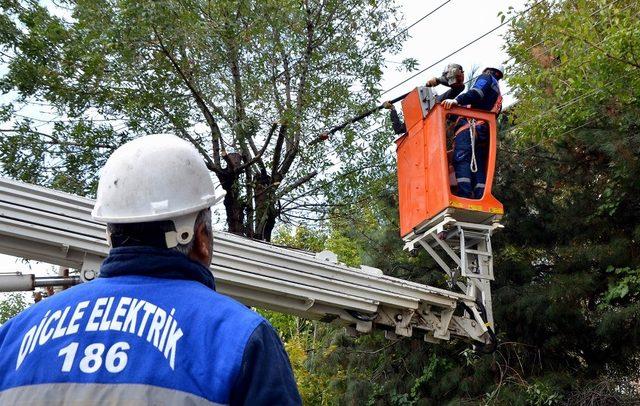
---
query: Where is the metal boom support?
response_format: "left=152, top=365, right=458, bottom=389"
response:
left=0, top=177, right=494, bottom=347
left=403, top=210, right=502, bottom=336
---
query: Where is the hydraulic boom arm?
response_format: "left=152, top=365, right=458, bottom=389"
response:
left=0, top=177, right=494, bottom=347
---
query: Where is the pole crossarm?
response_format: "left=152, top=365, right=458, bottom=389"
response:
left=0, top=177, right=492, bottom=346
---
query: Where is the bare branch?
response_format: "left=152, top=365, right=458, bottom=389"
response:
left=276, top=170, right=318, bottom=199
left=234, top=122, right=278, bottom=173
left=152, top=26, right=224, bottom=170
left=271, top=124, right=287, bottom=179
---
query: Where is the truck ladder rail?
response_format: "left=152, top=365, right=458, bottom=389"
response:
left=0, top=177, right=492, bottom=346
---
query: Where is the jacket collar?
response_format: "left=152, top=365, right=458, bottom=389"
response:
left=99, top=246, right=215, bottom=290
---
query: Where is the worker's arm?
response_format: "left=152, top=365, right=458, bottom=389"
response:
left=425, top=76, right=452, bottom=87
left=383, top=102, right=407, bottom=134
left=390, top=109, right=407, bottom=134
left=435, top=84, right=465, bottom=104
left=230, top=321, right=302, bottom=406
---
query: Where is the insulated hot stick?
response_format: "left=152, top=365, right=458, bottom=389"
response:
left=309, top=91, right=410, bottom=146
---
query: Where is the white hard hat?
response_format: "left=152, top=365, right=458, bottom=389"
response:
left=482, top=66, right=504, bottom=80
left=92, top=134, right=224, bottom=248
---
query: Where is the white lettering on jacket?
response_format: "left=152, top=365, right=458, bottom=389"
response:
left=15, top=297, right=183, bottom=370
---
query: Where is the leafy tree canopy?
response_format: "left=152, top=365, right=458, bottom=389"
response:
left=293, top=0, right=640, bottom=404
left=0, top=293, right=29, bottom=325
left=0, top=0, right=404, bottom=239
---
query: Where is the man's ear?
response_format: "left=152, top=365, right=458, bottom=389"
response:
left=190, top=222, right=212, bottom=266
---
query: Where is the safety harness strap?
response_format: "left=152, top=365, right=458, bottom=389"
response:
left=469, top=119, right=478, bottom=173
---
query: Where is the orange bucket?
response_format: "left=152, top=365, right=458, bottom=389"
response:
left=396, top=89, right=503, bottom=237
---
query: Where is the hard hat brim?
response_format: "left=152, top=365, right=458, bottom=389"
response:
left=92, top=193, right=223, bottom=224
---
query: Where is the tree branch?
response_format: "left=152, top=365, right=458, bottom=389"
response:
left=234, top=122, right=278, bottom=173
left=278, top=5, right=317, bottom=177
left=0, top=129, right=113, bottom=149
left=271, top=123, right=287, bottom=179
left=276, top=170, right=318, bottom=199
left=152, top=26, right=224, bottom=170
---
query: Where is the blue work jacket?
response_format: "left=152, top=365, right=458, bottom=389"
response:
left=453, top=73, right=502, bottom=135
left=0, top=246, right=302, bottom=405
left=455, top=73, right=502, bottom=113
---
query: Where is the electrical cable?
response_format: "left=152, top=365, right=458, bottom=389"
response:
left=380, top=0, right=545, bottom=96
left=312, top=0, right=546, bottom=144
left=346, top=309, right=379, bottom=322
left=386, top=0, right=453, bottom=43
left=500, top=1, right=637, bottom=99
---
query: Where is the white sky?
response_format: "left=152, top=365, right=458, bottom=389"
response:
left=382, top=0, right=528, bottom=105
left=0, top=0, right=528, bottom=290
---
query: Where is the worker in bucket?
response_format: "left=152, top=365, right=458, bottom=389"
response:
left=383, top=63, right=466, bottom=134
left=0, top=134, right=301, bottom=405
left=442, top=66, right=503, bottom=199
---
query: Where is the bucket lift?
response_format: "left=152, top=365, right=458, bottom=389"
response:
left=0, top=86, right=503, bottom=350
left=0, top=176, right=496, bottom=348
left=396, top=87, right=503, bottom=337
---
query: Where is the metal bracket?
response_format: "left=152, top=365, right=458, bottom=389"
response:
left=418, top=304, right=455, bottom=341
left=418, top=86, right=437, bottom=118
left=394, top=309, right=415, bottom=337
left=433, top=308, right=454, bottom=340
left=81, top=253, right=103, bottom=282
left=356, top=320, right=373, bottom=333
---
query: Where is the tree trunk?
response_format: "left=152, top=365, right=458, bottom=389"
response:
left=254, top=170, right=278, bottom=241
left=219, top=171, right=245, bottom=235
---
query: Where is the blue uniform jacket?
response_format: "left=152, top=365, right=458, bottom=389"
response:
left=455, top=73, right=501, bottom=113
left=453, top=73, right=502, bottom=135
left=0, top=246, right=302, bottom=405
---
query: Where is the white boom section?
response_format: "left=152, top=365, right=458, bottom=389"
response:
left=0, top=177, right=492, bottom=345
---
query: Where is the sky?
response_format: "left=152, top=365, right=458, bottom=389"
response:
left=381, top=0, right=529, bottom=106
left=0, top=0, right=529, bottom=288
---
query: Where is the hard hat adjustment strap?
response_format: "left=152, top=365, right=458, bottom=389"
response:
left=165, top=211, right=200, bottom=249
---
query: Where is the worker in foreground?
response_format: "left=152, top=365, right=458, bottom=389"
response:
left=383, top=63, right=466, bottom=134
left=0, top=134, right=301, bottom=405
left=442, top=66, right=503, bottom=199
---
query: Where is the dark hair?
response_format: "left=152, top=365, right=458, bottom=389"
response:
left=107, top=209, right=212, bottom=255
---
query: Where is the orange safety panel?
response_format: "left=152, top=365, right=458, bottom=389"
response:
left=396, top=89, right=504, bottom=237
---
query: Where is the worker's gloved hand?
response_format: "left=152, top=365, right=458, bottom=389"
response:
left=382, top=101, right=395, bottom=110
left=425, top=77, right=438, bottom=87
left=442, top=99, right=459, bottom=109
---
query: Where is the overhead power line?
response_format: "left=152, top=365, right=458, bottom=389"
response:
left=381, top=0, right=545, bottom=96
left=499, top=70, right=635, bottom=161
left=503, top=0, right=627, bottom=66
left=386, top=0, right=453, bottom=43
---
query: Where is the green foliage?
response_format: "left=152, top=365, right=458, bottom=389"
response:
left=0, top=293, right=29, bottom=325
left=525, top=382, right=563, bottom=406
left=602, top=266, right=640, bottom=305
left=272, top=226, right=326, bottom=253
left=0, top=0, right=405, bottom=238
left=311, top=1, right=640, bottom=404
left=410, top=353, right=454, bottom=401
